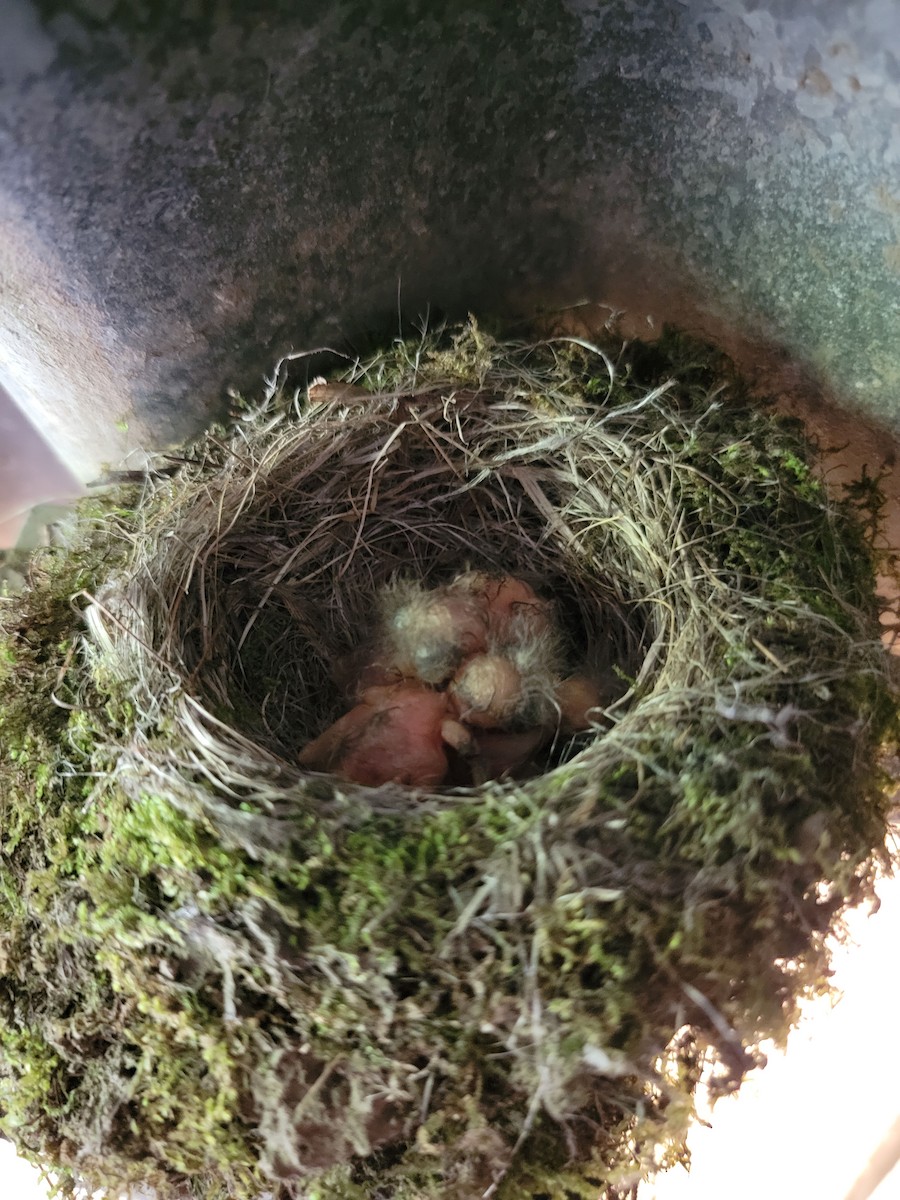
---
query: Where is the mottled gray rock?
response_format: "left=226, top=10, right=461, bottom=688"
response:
left=0, top=0, right=898, bottom=479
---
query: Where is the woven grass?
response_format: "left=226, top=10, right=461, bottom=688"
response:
left=0, top=324, right=895, bottom=1199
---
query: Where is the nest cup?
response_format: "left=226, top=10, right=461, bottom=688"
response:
left=130, top=381, right=650, bottom=782
left=1, top=325, right=895, bottom=1200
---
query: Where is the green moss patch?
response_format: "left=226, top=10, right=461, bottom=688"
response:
left=0, top=325, right=896, bottom=1198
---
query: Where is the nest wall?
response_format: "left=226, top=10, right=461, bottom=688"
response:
left=0, top=326, right=895, bottom=1200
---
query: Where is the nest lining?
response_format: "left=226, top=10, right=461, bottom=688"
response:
left=0, top=325, right=895, bottom=1200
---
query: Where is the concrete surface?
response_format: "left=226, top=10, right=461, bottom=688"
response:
left=0, top=1, right=898, bottom=480
left=0, top=382, right=81, bottom=547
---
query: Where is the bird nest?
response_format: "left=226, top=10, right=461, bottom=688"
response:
left=0, top=324, right=896, bottom=1200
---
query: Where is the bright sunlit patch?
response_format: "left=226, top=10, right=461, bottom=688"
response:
left=646, top=868, right=900, bottom=1200
left=0, top=1140, right=51, bottom=1200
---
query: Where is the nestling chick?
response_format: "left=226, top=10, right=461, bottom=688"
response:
left=307, top=571, right=597, bottom=788
left=378, top=579, right=489, bottom=684
left=448, top=580, right=564, bottom=734
left=298, top=681, right=474, bottom=788
left=500, top=611, right=567, bottom=727
left=555, top=674, right=604, bottom=733
left=469, top=726, right=548, bottom=783
left=452, top=571, right=552, bottom=640
left=331, top=642, right=402, bottom=699
left=448, top=652, right=525, bottom=729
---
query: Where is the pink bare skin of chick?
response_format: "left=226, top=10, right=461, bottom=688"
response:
left=448, top=580, right=563, bottom=726
left=299, top=681, right=473, bottom=788
left=555, top=674, right=604, bottom=732
left=454, top=572, right=552, bottom=640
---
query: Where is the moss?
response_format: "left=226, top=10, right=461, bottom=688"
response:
left=0, top=324, right=896, bottom=1198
